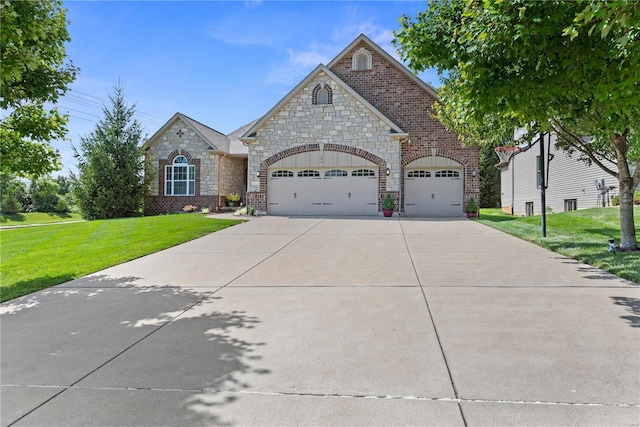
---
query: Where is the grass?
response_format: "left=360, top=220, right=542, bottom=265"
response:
left=0, top=214, right=244, bottom=302
left=477, top=207, right=640, bottom=284
left=1, top=212, right=84, bottom=226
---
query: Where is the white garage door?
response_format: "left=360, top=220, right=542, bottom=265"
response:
left=404, top=169, right=463, bottom=216
left=268, top=168, right=378, bottom=215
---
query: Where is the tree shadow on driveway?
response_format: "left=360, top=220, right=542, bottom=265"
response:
left=1, top=276, right=269, bottom=426
left=611, top=296, right=640, bottom=328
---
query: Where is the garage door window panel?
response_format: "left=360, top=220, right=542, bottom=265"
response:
left=407, top=170, right=431, bottom=178
left=298, top=170, right=320, bottom=177
left=271, top=170, right=294, bottom=178
left=435, top=170, right=460, bottom=178
left=325, top=170, right=348, bottom=177
left=352, top=169, right=376, bottom=177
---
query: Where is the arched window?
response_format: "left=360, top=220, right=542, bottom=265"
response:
left=165, top=155, right=195, bottom=195
left=312, top=84, right=333, bottom=105
left=317, top=88, right=329, bottom=105
left=352, top=48, right=372, bottom=71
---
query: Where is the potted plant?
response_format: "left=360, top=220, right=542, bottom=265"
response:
left=382, top=194, right=395, bottom=217
left=465, top=197, right=479, bottom=218
left=225, top=192, right=241, bottom=207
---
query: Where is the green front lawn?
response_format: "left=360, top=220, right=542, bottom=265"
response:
left=0, top=214, right=244, bottom=302
left=1, top=212, right=83, bottom=226
left=478, top=207, right=640, bottom=284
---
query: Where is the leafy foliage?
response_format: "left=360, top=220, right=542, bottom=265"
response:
left=479, top=144, right=501, bottom=208
left=72, top=84, right=151, bottom=220
left=29, top=177, right=63, bottom=212
left=0, top=0, right=78, bottom=177
left=382, top=193, right=395, bottom=209
left=394, top=0, right=640, bottom=249
left=0, top=173, right=27, bottom=213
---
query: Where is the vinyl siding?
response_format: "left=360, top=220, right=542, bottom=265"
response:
left=500, top=134, right=618, bottom=215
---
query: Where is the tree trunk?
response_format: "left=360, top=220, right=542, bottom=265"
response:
left=618, top=181, right=637, bottom=250
left=611, top=133, right=638, bottom=251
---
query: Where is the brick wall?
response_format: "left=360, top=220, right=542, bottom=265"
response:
left=329, top=41, right=480, bottom=209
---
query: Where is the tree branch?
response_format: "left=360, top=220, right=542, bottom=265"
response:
left=550, top=119, right=618, bottom=177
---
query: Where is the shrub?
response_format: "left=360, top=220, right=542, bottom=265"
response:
left=55, top=196, right=69, bottom=213
left=382, top=194, right=395, bottom=209
left=611, top=192, right=640, bottom=206
left=30, top=178, right=60, bottom=212
left=1, top=194, right=22, bottom=214
left=465, top=197, right=479, bottom=213
left=226, top=193, right=241, bottom=202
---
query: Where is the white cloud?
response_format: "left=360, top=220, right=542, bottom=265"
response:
left=265, top=41, right=337, bottom=85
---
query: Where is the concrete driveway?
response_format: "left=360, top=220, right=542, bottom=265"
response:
left=2, top=216, right=639, bottom=426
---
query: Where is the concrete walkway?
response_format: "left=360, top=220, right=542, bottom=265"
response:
left=2, top=216, right=638, bottom=426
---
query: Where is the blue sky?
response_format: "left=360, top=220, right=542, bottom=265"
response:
left=53, top=1, right=438, bottom=176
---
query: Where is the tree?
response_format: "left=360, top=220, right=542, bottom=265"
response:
left=72, top=84, right=149, bottom=220
left=394, top=0, right=640, bottom=250
left=0, top=0, right=78, bottom=177
left=479, top=144, right=501, bottom=209
left=29, top=177, right=63, bottom=212
left=0, top=173, right=26, bottom=214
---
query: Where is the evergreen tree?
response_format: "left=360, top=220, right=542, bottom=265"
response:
left=72, top=84, right=149, bottom=219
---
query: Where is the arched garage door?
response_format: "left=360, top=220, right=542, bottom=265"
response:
left=404, top=157, right=463, bottom=217
left=268, top=151, right=379, bottom=216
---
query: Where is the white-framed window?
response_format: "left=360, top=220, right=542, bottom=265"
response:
left=352, top=48, right=372, bottom=71
left=298, top=170, right=320, bottom=177
left=165, top=155, right=195, bottom=196
left=564, top=199, right=578, bottom=211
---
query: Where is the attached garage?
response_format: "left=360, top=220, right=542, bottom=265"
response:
left=267, top=151, right=379, bottom=216
left=404, top=157, right=463, bottom=217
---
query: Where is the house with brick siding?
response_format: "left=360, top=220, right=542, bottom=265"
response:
left=144, top=34, right=479, bottom=216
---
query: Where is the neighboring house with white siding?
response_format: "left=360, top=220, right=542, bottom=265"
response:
left=498, top=133, right=620, bottom=216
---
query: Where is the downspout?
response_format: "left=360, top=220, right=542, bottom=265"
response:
left=217, top=154, right=221, bottom=210
left=511, top=156, right=515, bottom=215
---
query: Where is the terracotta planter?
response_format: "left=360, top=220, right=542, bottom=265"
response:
left=383, top=208, right=393, bottom=217
left=467, top=212, right=479, bottom=218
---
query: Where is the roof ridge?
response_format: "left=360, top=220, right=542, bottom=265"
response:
left=179, top=113, right=227, bottom=138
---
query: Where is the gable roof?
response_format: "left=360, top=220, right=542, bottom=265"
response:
left=327, top=33, right=439, bottom=100
left=240, top=64, right=407, bottom=141
left=227, top=120, right=256, bottom=155
left=143, top=112, right=230, bottom=152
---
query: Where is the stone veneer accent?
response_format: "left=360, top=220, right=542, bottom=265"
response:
left=329, top=42, right=480, bottom=210
left=145, top=120, right=222, bottom=215
left=246, top=71, right=402, bottom=212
